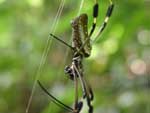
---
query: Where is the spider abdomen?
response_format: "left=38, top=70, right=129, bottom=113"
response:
left=71, top=14, right=92, bottom=58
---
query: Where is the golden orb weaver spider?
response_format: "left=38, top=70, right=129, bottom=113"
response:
left=38, top=0, right=114, bottom=113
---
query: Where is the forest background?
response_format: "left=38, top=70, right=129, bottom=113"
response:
left=0, top=0, right=149, bottom=113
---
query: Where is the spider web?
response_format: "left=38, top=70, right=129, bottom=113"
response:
left=25, top=0, right=66, bottom=113
left=25, top=0, right=85, bottom=113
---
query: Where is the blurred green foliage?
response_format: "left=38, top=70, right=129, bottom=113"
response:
left=0, top=0, right=150, bottom=113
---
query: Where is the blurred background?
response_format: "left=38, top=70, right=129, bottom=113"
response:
left=0, top=0, right=150, bottom=113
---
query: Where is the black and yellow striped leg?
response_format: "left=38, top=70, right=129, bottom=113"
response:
left=89, top=0, right=99, bottom=37
left=93, top=0, right=114, bottom=41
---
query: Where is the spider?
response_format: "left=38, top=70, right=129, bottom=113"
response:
left=38, top=0, right=114, bottom=113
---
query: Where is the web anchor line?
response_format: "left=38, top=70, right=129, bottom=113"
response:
left=25, top=0, right=66, bottom=113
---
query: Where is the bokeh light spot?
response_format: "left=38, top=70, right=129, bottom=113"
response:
left=137, top=29, right=150, bottom=45
left=27, top=0, right=43, bottom=7
left=110, top=24, right=125, bottom=39
left=90, top=44, right=101, bottom=59
left=0, top=73, right=13, bottom=89
left=117, top=92, right=135, bottom=107
left=130, top=59, right=147, bottom=75
left=103, top=38, right=118, bottom=55
left=0, top=0, right=5, bottom=4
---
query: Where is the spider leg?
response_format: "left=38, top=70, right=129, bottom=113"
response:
left=89, top=0, right=99, bottom=37
left=82, top=77, right=94, bottom=101
left=72, top=68, right=83, bottom=113
left=37, top=80, right=75, bottom=112
left=80, top=80, right=93, bottom=113
left=80, top=76, right=93, bottom=113
left=50, top=33, right=74, bottom=50
left=38, top=76, right=83, bottom=113
left=73, top=63, right=87, bottom=98
left=93, top=0, right=114, bottom=42
left=73, top=63, right=93, bottom=113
